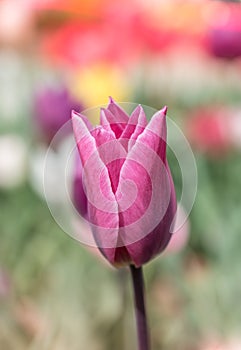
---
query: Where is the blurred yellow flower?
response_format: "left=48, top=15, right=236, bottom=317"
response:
left=71, top=64, right=131, bottom=108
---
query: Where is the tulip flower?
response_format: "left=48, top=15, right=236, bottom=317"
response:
left=72, top=98, right=176, bottom=350
left=72, top=98, right=176, bottom=268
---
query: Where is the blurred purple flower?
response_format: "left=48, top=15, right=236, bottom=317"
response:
left=33, top=85, right=83, bottom=144
left=207, top=4, right=241, bottom=59
left=209, top=28, right=241, bottom=59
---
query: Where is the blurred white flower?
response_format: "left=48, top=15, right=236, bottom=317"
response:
left=0, top=135, right=27, bottom=189
left=29, top=136, right=74, bottom=203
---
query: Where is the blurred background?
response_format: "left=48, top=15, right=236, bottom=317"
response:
left=1, top=0, right=241, bottom=349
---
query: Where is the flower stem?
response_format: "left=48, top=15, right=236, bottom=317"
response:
left=130, top=265, right=150, bottom=350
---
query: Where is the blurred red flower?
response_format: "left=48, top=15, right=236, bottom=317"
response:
left=37, top=0, right=144, bottom=68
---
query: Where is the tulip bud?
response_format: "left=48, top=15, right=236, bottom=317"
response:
left=72, top=98, right=177, bottom=267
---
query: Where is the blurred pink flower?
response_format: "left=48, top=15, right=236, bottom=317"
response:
left=186, top=107, right=231, bottom=156
left=72, top=98, right=176, bottom=267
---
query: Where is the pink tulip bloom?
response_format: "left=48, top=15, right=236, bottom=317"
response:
left=72, top=98, right=176, bottom=267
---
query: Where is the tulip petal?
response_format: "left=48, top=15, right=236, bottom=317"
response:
left=125, top=172, right=176, bottom=267
left=72, top=112, right=120, bottom=257
left=104, top=97, right=129, bottom=138
left=107, top=97, right=129, bottom=123
left=100, top=108, right=124, bottom=138
left=73, top=152, right=88, bottom=218
left=129, top=105, right=147, bottom=128
left=115, top=106, right=176, bottom=266
left=141, top=106, right=167, bottom=160
left=72, top=110, right=93, bottom=131
left=91, top=126, right=127, bottom=194
left=100, top=108, right=115, bottom=135
left=127, top=105, right=147, bottom=150
left=119, top=105, right=146, bottom=140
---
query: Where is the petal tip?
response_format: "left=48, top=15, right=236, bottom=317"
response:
left=162, top=106, right=168, bottom=116
left=138, top=104, right=145, bottom=113
left=71, top=110, right=79, bottom=119
left=72, top=110, right=93, bottom=131
left=136, top=104, right=143, bottom=112
left=108, top=96, right=115, bottom=104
